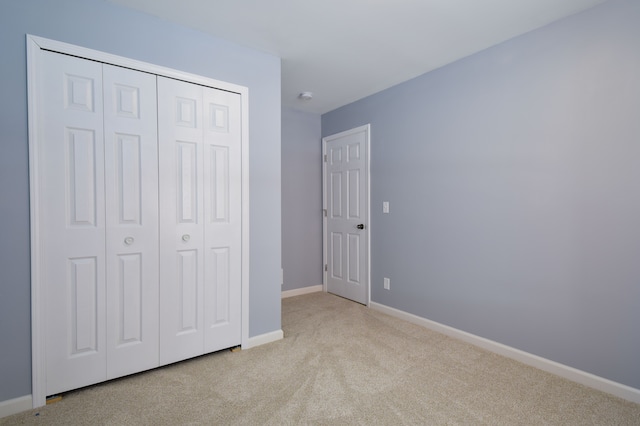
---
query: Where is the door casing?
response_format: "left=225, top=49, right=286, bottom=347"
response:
left=27, top=34, right=250, bottom=408
left=322, top=124, right=371, bottom=305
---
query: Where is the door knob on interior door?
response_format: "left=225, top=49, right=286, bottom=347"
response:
left=356, top=224, right=365, bottom=230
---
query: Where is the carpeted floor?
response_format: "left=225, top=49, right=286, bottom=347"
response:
left=3, top=291, right=639, bottom=425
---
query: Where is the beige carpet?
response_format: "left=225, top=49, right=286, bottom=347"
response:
left=3, top=292, right=639, bottom=425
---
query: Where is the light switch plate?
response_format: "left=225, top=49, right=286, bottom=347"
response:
left=383, top=201, right=390, bottom=213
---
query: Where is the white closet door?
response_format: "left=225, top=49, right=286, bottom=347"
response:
left=41, top=51, right=107, bottom=395
left=34, top=45, right=245, bottom=399
left=103, top=64, right=160, bottom=378
left=158, top=77, right=206, bottom=365
left=202, top=87, right=242, bottom=351
left=157, top=77, right=242, bottom=364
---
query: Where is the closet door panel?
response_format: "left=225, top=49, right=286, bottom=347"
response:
left=41, top=51, right=107, bottom=395
left=158, top=76, right=206, bottom=365
left=203, top=88, right=242, bottom=351
left=103, top=64, right=160, bottom=378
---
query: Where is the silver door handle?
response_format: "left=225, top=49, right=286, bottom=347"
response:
left=124, top=236, right=134, bottom=245
left=182, top=234, right=191, bottom=242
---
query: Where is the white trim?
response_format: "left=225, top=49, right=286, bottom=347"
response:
left=27, top=34, right=46, bottom=410
left=322, top=124, right=371, bottom=306
left=27, top=35, right=250, bottom=408
left=0, top=395, right=32, bottom=419
left=322, top=137, right=327, bottom=295
left=370, top=302, right=640, bottom=404
left=282, top=285, right=323, bottom=299
left=240, top=72, right=251, bottom=352
left=242, top=330, right=284, bottom=349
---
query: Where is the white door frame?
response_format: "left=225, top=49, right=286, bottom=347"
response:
left=27, top=35, right=250, bottom=408
left=322, top=124, right=371, bottom=305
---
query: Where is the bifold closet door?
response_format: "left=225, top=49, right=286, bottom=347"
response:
left=201, top=82, right=242, bottom=353
left=41, top=51, right=107, bottom=395
left=103, top=64, right=160, bottom=379
left=158, top=77, right=242, bottom=366
left=40, top=52, right=159, bottom=395
left=38, top=49, right=242, bottom=394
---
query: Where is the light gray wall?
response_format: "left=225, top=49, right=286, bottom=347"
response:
left=323, top=0, right=640, bottom=390
left=0, top=0, right=281, bottom=402
left=281, top=107, right=323, bottom=292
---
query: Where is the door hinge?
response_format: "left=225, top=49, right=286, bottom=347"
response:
left=324, top=264, right=328, bottom=271
left=323, top=209, right=327, bottom=217
left=324, top=154, right=328, bottom=162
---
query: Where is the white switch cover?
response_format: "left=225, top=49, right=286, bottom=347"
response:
left=384, top=277, right=390, bottom=290
left=383, top=201, right=390, bottom=213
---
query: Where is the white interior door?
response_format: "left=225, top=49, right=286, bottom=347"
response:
left=323, top=125, right=370, bottom=305
left=103, top=64, right=160, bottom=378
left=202, top=87, right=242, bottom=352
left=40, top=54, right=162, bottom=394
left=158, top=77, right=242, bottom=364
left=158, top=77, right=206, bottom=364
left=41, top=51, right=107, bottom=395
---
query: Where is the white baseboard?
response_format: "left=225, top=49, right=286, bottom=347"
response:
left=242, top=329, right=284, bottom=350
left=281, top=285, right=323, bottom=299
left=0, top=394, right=32, bottom=419
left=370, top=302, right=640, bottom=404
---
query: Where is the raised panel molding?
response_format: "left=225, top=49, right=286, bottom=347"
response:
left=69, top=257, right=98, bottom=355
left=117, top=254, right=143, bottom=345
left=347, top=233, right=360, bottom=283
left=114, top=84, right=140, bottom=118
left=348, top=169, right=360, bottom=219
left=348, top=142, right=360, bottom=161
left=330, top=146, right=342, bottom=165
left=67, top=128, right=97, bottom=226
left=330, top=172, right=342, bottom=218
left=65, top=74, right=94, bottom=112
left=209, top=247, right=230, bottom=326
left=178, top=250, right=199, bottom=333
left=210, top=146, right=229, bottom=222
left=176, top=97, right=197, bottom=128
left=331, top=232, right=343, bottom=279
left=116, top=134, right=142, bottom=224
left=178, top=142, right=198, bottom=223
left=209, top=104, right=229, bottom=132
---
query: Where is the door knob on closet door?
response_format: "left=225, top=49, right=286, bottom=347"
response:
left=182, top=234, right=191, bottom=242
left=124, top=236, right=135, bottom=245
left=356, top=224, right=365, bottom=230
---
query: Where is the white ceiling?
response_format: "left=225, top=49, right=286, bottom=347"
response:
left=108, top=0, right=608, bottom=114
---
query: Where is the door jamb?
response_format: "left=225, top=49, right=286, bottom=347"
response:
left=322, top=124, right=371, bottom=306
left=27, top=34, right=250, bottom=408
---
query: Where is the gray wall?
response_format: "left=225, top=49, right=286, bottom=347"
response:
left=281, top=107, right=323, bottom=291
left=323, top=0, right=640, bottom=390
left=0, top=0, right=281, bottom=402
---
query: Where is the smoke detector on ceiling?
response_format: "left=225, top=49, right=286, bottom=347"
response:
left=298, top=92, right=313, bottom=101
